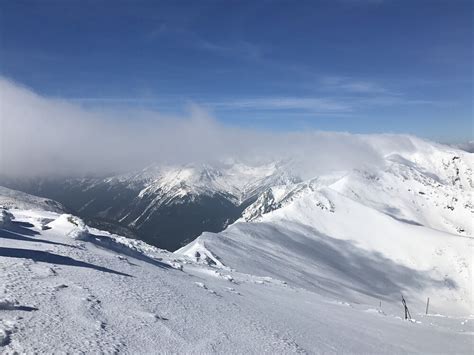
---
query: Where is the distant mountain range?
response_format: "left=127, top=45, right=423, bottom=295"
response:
left=0, top=161, right=299, bottom=250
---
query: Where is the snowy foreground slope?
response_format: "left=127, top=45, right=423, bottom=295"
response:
left=0, top=208, right=472, bottom=353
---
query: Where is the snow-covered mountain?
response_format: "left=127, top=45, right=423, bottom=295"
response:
left=0, top=186, right=66, bottom=213
left=0, top=186, right=472, bottom=353
left=1, top=135, right=473, bottom=256
left=178, top=136, right=474, bottom=317
left=114, top=161, right=299, bottom=204
left=242, top=136, right=473, bottom=237
left=0, top=161, right=300, bottom=250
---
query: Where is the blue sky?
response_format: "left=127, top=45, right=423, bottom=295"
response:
left=0, top=0, right=472, bottom=142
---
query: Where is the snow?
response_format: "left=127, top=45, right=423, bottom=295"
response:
left=1, top=136, right=473, bottom=353
left=107, top=160, right=300, bottom=207
left=192, top=188, right=472, bottom=311
left=0, top=209, right=13, bottom=227
left=0, top=327, right=10, bottom=347
left=178, top=239, right=225, bottom=267
left=0, top=206, right=471, bottom=353
left=180, top=138, right=474, bottom=318
left=0, top=186, right=66, bottom=213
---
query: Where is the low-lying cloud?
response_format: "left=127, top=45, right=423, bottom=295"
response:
left=0, top=77, right=420, bottom=178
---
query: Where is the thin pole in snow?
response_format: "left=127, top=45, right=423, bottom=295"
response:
left=401, top=294, right=411, bottom=320
left=425, top=297, right=430, bottom=315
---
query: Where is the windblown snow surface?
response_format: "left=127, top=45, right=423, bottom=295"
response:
left=0, top=186, right=65, bottom=213
left=1, top=136, right=473, bottom=353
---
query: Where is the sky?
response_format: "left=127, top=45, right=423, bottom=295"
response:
left=0, top=0, right=472, bottom=143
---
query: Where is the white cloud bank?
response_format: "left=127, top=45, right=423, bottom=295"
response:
left=0, top=77, right=421, bottom=178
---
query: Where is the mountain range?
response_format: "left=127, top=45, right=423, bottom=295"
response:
left=2, top=135, right=471, bottom=252
left=1, top=134, right=473, bottom=352
left=0, top=161, right=300, bottom=250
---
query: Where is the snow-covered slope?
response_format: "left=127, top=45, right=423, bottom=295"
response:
left=1, top=208, right=472, bottom=353
left=0, top=186, right=66, bottom=213
left=178, top=136, right=474, bottom=317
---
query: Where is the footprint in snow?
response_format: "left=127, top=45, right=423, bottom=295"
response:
left=215, top=271, right=235, bottom=283
left=136, top=311, right=169, bottom=322
left=30, top=263, right=58, bottom=278
left=194, top=282, right=207, bottom=289
left=224, top=287, right=241, bottom=296
left=116, top=255, right=138, bottom=266
left=194, top=282, right=220, bottom=296
left=52, top=284, right=68, bottom=291
left=0, top=322, right=13, bottom=347
left=221, top=274, right=235, bottom=283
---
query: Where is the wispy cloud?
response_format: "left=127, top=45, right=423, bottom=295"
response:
left=320, top=76, right=390, bottom=94
left=206, top=90, right=437, bottom=116
left=211, top=97, right=352, bottom=113
left=356, top=96, right=437, bottom=107
left=146, top=22, right=263, bottom=62
left=195, top=39, right=262, bottom=61
left=336, top=0, right=386, bottom=4
left=54, top=87, right=439, bottom=118
left=67, top=97, right=158, bottom=103
left=147, top=22, right=171, bottom=39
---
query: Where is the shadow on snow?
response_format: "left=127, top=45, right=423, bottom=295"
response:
left=215, top=222, right=457, bottom=302
left=0, top=228, right=74, bottom=248
left=0, top=247, right=132, bottom=277
left=87, top=233, right=172, bottom=269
